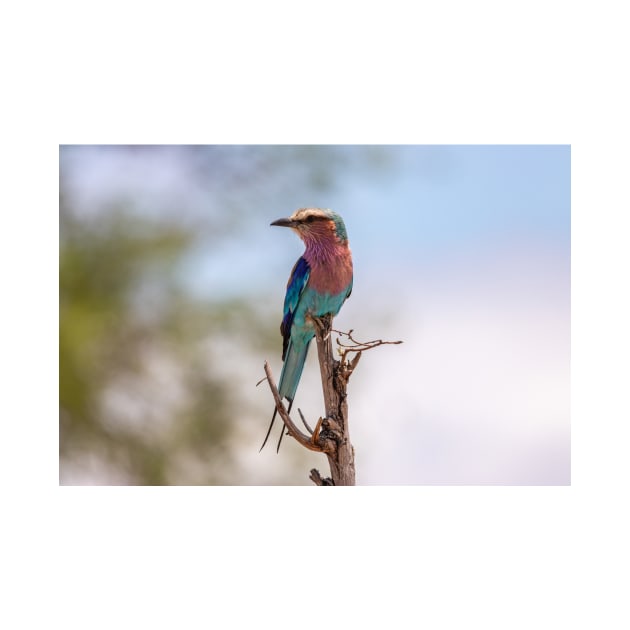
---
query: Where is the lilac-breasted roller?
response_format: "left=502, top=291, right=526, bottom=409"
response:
left=261, top=208, right=353, bottom=452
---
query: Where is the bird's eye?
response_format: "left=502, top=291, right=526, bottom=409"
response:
left=305, top=215, right=315, bottom=223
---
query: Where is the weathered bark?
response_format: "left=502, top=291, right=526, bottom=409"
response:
left=311, top=314, right=355, bottom=485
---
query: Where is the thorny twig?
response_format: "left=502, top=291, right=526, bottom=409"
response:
left=332, top=328, right=403, bottom=380
left=333, top=328, right=403, bottom=355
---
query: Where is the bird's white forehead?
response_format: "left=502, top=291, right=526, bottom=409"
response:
left=290, top=208, right=331, bottom=222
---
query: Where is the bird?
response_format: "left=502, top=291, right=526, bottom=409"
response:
left=261, top=208, right=353, bottom=452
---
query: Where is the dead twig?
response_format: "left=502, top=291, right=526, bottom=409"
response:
left=333, top=328, right=403, bottom=358
left=297, top=408, right=313, bottom=435
left=263, top=361, right=335, bottom=454
left=309, top=469, right=334, bottom=486
left=262, top=321, right=402, bottom=486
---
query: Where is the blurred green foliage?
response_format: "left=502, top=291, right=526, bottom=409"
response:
left=60, top=194, right=235, bottom=483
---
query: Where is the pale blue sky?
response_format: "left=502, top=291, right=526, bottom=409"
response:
left=344, top=145, right=570, bottom=253
left=61, top=145, right=570, bottom=298
left=183, top=144, right=570, bottom=297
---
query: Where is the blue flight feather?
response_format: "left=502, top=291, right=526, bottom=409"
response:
left=280, top=256, right=310, bottom=361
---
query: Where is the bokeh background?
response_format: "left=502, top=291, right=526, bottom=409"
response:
left=59, top=145, right=570, bottom=485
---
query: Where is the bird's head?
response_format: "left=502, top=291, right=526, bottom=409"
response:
left=271, top=208, right=348, bottom=245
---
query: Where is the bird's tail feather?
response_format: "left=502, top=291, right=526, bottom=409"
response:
left=278, top=340, right=310, bottom=402
left=259, top=340, right=310, bottom=452
left=259, top=399, right=293, bottom=453
left=259, top=406, right=278, bottom=452
left=275, top=399, right=293, bottom=453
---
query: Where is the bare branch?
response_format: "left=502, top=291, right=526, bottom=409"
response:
left=349, top=351, right=362, bottom=371
left=297, top=408, right=313, bottom=435
left=263, top=361, right=335, bottom=454
left=333, top=328, right=403, bottom=354
left=263, top=320, right=402, bottom=485
left=311, top=315, right=356, bottom=485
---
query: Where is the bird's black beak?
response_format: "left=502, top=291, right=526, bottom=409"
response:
left=270, top=218, right=295, bottom=228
